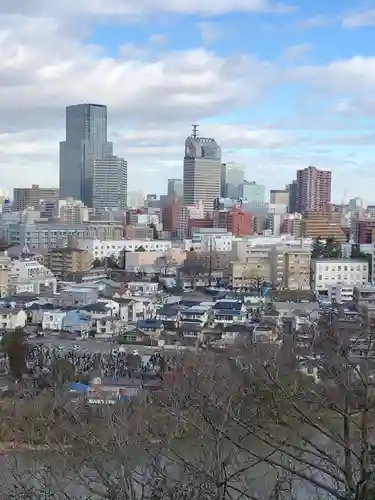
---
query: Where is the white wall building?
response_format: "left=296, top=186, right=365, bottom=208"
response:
left=0, top=308, right=27, bottom=330
left=312, top=259, right=369, bottom=294
left=79, top=239, right=172, bottom=259
left=10, top=259, right=57, bottom=294
left=186, top=229, right=233, bottom=252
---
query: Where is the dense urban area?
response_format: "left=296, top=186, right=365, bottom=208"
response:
left=0, top=104, right=375, bottom=499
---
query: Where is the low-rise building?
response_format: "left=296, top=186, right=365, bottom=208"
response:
left=312, top=259, right=369, bottom=296
left=0, top=307, right=27, bottom=330
left=230, top=259, right=270, bottom=290
left=79, top=239, right=172, bottom=260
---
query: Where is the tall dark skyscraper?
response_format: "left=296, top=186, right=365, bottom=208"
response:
left=59, top=104, right=113, bottom=207
left=183, top=125, right=221, bottom=211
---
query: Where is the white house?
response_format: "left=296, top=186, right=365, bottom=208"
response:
left=0, top=308, right=27, bottom=330
left=42, top=310, right=66, bottom=332
left=312, top=259, right=369, bottom=295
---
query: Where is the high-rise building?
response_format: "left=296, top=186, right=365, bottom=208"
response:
left=220, top=163, right=244, bottom=199
left=59, top=104, right=113, bottom=207
left=93, top=156, right=127, bottom=212
left=286, top=181, right=297, bottom=213
left=270, top=189, right=289, bottom=205
left=13, top=185, right=59, bottom=212
left=242, top=181, right=266, bottom=203
left=183, top=125, right=221, bottom=212
left=296, top=166, right=331, bottom=214
left=167, top=179, right=183, bottom=198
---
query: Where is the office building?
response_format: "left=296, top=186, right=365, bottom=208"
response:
left=59, top=103, right=113, bottom=207
left=183, top=125, right=221, bottom=211
left=286, top=181, right=297, bottom=213
left=127, top=191, right=145, bottom=208
left=296, top=166, right=331, bottom=213
left=167, top=179, right=183, bottom=199
left=13, top=185, right=59, bottom=212
left=270, top=189, right=289, bottom=206
left=93, top=156, right=127, bottom=212
left=221, top=163, right=244, bottom=199
left=242, top=181, right=266, bottom=203
left=57, top=198, right=89, bottom=223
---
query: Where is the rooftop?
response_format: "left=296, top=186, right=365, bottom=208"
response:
left=50, top=247, right=85, bottom=253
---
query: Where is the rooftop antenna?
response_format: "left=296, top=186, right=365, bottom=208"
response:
left=192, top=124, right=199, bottom=138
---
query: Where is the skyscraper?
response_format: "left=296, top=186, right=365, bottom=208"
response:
left=220, top=162, right=244, bottom=199
left=93, top=156, right=128, bottom=211
left=183, top=125, right=221, bottom=211
left=59, top=103, right=113, bottom=207
left=296, top=166, right=331, bottom=213
left=167, top=178, right=183, bottom=198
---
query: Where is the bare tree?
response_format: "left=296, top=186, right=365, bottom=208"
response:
left=2, top=319, right=375, bottom=499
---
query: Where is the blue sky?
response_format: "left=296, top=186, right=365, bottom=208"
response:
left=1, top=0, right=375, bottom=202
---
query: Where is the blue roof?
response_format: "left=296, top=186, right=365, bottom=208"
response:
left=214, top=310, right=241, bottom=317
left=213, top=301, right=242, bottom=311
left=137, top=319, right=163, bottom=329
left=67, top=382, right=89, bottom=393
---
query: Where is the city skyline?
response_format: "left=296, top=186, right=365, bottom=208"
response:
left=0, top=1, right=374, bottom=200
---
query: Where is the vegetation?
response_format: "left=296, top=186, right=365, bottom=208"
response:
left=311, top=236, right=341, bottom=259
left=1, top=327, right=29, bottom=380
left=0, top=329, right=373, bottom=499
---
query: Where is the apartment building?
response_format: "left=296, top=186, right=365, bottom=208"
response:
left=0, top=254, right=10, bottom=297
left=230, top=259, right=270, bottom=289
left=45, top=247, right=93, bottom=278
left=300, top=211, right=345, bottom=242
left=270, top=247, right=311, bottom=290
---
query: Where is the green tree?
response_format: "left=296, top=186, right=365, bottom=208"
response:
left=323, top=236, right=341, bottom=258
left=1, top=327, right=29, bottom=380
left=311, top=236, right=325, bottom=259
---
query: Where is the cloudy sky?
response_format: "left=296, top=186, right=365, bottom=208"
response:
left=1, top=0, right=375, bottom=201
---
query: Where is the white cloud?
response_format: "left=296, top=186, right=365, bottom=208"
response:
left=342, top=9, right=375, bottom=28
left=197, top=22, right=220, bottom=45
left=0, top=9, right=284, bottom=193
left=281, top=43, right=312, bottom=62
left=148, top=33, right=168, bottom=44
left=0, top=0, right=293, bottom=17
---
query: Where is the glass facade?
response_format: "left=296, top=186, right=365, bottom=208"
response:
left=59, top=104, right=113, bottom=207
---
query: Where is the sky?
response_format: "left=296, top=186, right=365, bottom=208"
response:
left=1, top=0, right=375, bottom=202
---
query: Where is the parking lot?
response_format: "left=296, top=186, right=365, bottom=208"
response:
left=29, top=337, right=192, bottom=355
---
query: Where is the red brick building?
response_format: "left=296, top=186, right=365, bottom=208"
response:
left=161, top=197, right=180, bottom=235
left=218, top=208, right=253, bottom=236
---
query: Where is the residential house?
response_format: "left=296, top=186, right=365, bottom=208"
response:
left=62, top=310, right=91, bottom=336
left=127, top=281, right=159, bottom=295
left=212, top=300, right=245, bottom=325
left=112, top=298, right=137, bottom=322
left=42, top=310, right=66, bottom=332
left=25, top=302, right=55, bottom=324
left=136, top=319, right=163, bottom=342
left=95, top=316, right=121, bottom=338
left=0, top=307, right=27, bottom=330
left=180, top=305, right=212, bottom=326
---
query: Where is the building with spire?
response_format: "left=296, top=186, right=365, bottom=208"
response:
left=183, top=125, right=221, bottom=212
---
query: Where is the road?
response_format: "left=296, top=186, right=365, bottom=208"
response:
left=29, top=337, right=192, bottom=355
